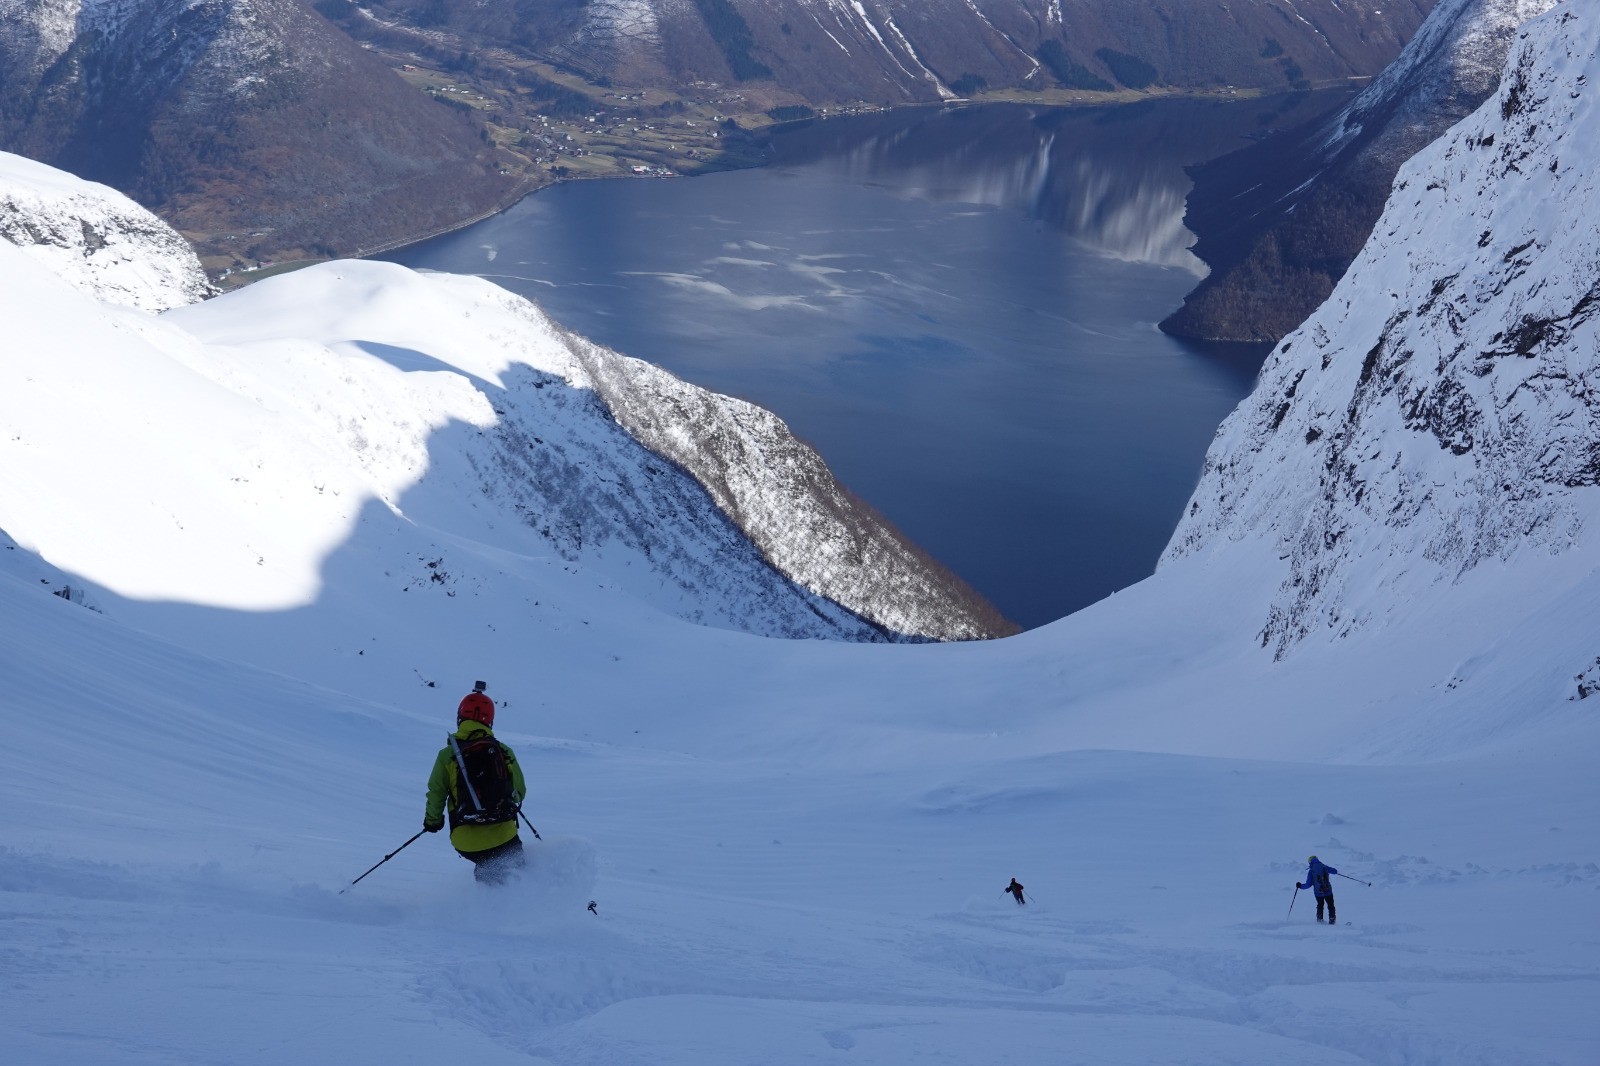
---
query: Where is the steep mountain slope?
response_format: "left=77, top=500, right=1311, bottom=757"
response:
left=1165, top=3, right=1599, bottom=658
left=0, top=154, right=1009, bottom=642
left=569, top=335, right=1015, bottom=639
left=364, top=0, right=1432, bottom=104
left=0, top=150, right=212, bottom=311
left=1163, top=0, right=1556, bottom=343
left=0, top=0, right=516, bottom=271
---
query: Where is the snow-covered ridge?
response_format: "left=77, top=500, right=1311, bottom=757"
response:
left=0, top=242, right=887, bottom=641
left=572, top=335, right=1012, bottom=640
left=0, top=152, right=1006, bottom=642
left=0, top=151, right=213, bottom=311
left=1166, top=3, right=1600, bottom=658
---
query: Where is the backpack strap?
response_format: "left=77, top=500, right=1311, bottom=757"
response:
left=448, top=735, right=485, bottom=814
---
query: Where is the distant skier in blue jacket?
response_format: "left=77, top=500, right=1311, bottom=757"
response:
left=1298, top=855, right=1338, bottom=924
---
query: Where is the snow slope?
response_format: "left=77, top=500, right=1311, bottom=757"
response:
left=1167, top=2, right=1600, bottom=659
left=1, top=436, right=1597, bottom=1065
left=0, top=237, right=913, bottom=646
left=0, top=150, right=212, bottom=311
left=1318, top=0, right=1558, bottom=166
left=0, top=147, right=1008, bottom=644
left=2, top=5, right=1599, bottom=1064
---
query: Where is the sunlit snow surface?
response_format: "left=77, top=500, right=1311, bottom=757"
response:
left=0, top=151, right=212, bottom=311
left=2, top=5, right=1600, bottom=1062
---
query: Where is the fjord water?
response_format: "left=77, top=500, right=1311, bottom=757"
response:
left=383, top=96, right=1339, bottom=629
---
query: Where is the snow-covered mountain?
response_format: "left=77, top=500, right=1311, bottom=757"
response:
left=2, top=6, right=1598, bottom=1064
left=569, top=335, right=1013, bottom=639
left=1319, top=0, right=1559, bottom=168
left=369, top=0, right=1432, bottom=103
left=0, top=150, right=1007, bottom=645
left=0, top=0, right=515, bottom=271
left=1164, top=0, right=1556, bottom=343
left=0, top=151, right=213, bottom=311
left=1166, top=3, right=1598, bottom=658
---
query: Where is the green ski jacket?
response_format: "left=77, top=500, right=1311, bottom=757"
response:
left=424, top=721, right=527, bottom=854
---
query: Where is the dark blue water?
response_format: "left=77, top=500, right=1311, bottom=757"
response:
left=382, top=97, right=1337, bottom=629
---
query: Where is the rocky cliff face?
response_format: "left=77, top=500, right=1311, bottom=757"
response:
left=1163, top=0, right=1555, bottom=344
left=1164, top=2, right=1599, bottom=658
left=0, top=0, right=516, bottom=271
left=369, top=0, right=1431, bottom=103
left=0, top=150, right=213, bottom=311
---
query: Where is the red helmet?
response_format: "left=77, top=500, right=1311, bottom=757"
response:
left=457, top=691, right=495, bottom=727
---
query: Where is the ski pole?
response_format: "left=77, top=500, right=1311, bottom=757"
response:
left=1335, top=872, right=1371, bottom=887
left=1287, top=884, right=1299, bottom=919
left=341, top=829, right=426, bottom=894
left=518, top=808, right=543, bottom=841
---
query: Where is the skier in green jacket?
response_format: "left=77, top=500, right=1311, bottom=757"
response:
left=424, top=684, right=528, bottom=884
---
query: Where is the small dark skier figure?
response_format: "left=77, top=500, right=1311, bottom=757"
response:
left=1298, top=855, right=1338, bottom=925
left=424, top=682, right=529, bottom=884
left=1005, top=878, right=1027, bottom=905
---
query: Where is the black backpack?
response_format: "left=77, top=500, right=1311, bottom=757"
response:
left=448, top=734, right=518, bottom=826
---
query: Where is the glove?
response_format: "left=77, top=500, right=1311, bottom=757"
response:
left=424, top=820, right=443, bottom=833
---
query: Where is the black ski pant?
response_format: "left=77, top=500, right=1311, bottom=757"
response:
left=1316, top=893, right=1336, bottom=923
left=460, top=836, right=525, bottom=884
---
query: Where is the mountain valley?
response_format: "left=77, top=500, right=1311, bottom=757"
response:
left=1, top=2, right=1598, bottom=1062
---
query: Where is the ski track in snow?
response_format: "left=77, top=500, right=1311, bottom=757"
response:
left=1, top=662, right=1596, bottom=1066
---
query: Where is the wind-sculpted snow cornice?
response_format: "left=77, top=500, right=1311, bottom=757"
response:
left=1164, top=3, right=1598, bottom=658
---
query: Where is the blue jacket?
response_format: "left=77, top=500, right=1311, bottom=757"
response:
left=1299, top=859, right=1337, bottom=898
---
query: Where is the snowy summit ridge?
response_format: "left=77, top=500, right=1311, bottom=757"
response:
left=1166, top=3, right=1600, bottom=657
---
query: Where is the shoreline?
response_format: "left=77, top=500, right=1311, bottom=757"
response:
left=222, top=80, right=1364, bottom=289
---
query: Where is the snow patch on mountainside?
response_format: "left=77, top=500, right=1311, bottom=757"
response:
left=0, top=0, right=78, bottom=77
left=1166, top=4, right=1600, bottom=658
left=586, top=0, right=660, bottom=39
left=0, top=151, right=213, bottom=311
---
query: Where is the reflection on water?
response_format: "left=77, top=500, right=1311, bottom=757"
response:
left=381, top=95, right=1341, bottom=629
left=770, top=100, right=1313, bottom=272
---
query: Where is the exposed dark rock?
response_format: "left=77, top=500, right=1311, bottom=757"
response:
left=0, top=0, right=518, bottom=271
left=365, top=0, right=1430, bottom=104
left=1163, top=0, right=1555, bottom=346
